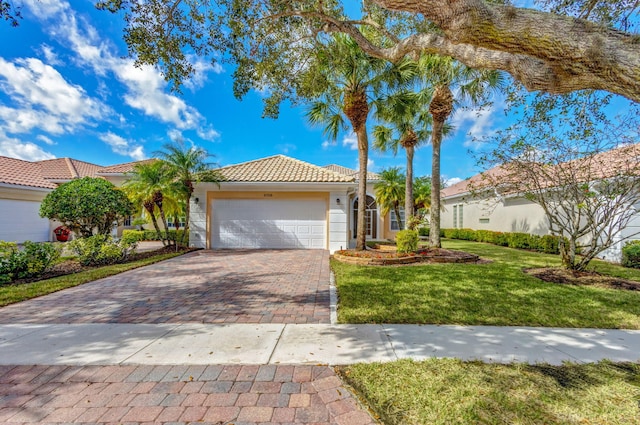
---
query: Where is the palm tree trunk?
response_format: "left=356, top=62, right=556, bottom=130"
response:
left=182, top=198, right=191, bottom=246
left=430, top=120, right=443, bottom=248
left=405, top=145, right=414, bottom=230
left=356, top=126, right=369, bottom=251
left=144, top=202, right=166, bottom=247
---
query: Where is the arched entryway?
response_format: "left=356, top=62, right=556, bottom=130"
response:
left=353, top=195, right=377, bottom=239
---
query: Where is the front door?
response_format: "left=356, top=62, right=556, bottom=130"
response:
left=353, top=195, right=377, bottom=239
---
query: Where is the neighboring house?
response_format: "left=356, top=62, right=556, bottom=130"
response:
left=189, top=155, right=400, bottom=253
left=441, top=145, right=640, bottom=262
left=0, top=156, right=148, bottom=243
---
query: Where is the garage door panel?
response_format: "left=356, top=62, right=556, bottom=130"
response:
left=0, top=199, right=50, bottom=242
left=212, top=199, right=326, bottom=249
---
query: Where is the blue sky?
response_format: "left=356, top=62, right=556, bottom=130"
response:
left=0, top=0, right=630, bottom=186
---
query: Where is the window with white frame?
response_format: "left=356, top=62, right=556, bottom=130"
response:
left=123, top=216, right=132, bottom=227
left=453, top=204, right=463, bottom=228
left=167, top=217, right=186, bottom=228
left=390, top=208, right=405, bottom=231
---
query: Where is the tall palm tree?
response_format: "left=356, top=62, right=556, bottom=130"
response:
left=154, top=140, right=221, bottom=246
left=373, top=87, right=452, bottom=229
left=306, top=34, right=415, bottom=250
left=422, top=55, right=505, bottom=247
left=374, top=167, right=406, bottom=231
left=122, top=160, right=174, bottom=246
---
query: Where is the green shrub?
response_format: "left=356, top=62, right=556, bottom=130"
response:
left=508, top=232, right=537, bottom=250
left=0, top=241, right=61, bottom=283
left=396, top=230, right=419, bottom=254
left=622, top=240, right=640, bottom=268
left=70, top=235, right=137, bottom=266
left=539, top=234, right=561, bottom=254
left=418, top=227, right=430, bottom=237
left=136, top=229, right=189, bottom=242
left=122, top=230, right=145, bottom=243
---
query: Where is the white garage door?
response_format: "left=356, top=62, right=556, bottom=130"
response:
left=211, top=199, right=326, bottom=249
left=0, top=199, right=50, bottom=242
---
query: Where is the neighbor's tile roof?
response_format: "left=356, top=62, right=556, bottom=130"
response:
left=0, top=156, right=151, bottom=190
left=441, top=143, right=640, bottom=198
left=323, top=164, right=381, bottom=181
left=99, top=159, right=156, bottom=174
left=0, top=156, right=56, bottom=189
left=217, top=155, right=355, bottom=183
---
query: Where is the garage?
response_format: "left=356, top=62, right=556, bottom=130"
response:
left=0, top=199, right=50, bottom=242
left=211, top=198, right=327, bottom=249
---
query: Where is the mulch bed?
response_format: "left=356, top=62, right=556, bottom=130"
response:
left=4, top=245, right=196, bottom=286
left=333, top=247, right=483, bottom=266
left=526, top=267, right=640, bottom=291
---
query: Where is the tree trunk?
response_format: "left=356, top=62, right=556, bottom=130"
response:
left=144, top=201, right=166, bottom=247
left=355, top=126, right=369, bottom=251
left=430, top=121, right=443, bottom=248
left=405, top=145, right=414, bottom=230
left=182, top=196, right=191, bottom=246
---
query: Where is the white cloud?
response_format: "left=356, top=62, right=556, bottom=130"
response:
left=444, top=177, right=463, bottom=187
left=196, top=125, right=220, bottom=141
left=36, top=135, right=56, bottom=145
left=276, top=143, right=296, bottom=154
left=342, top=132, right=358, bottom=150
left=40, top=44, right=62, bottom=66
left=99, top=132, right=146, bottom=161
left=183, top=56, right=224, bottom=91
left=321, top=140, right=334, bottom=149
left=168, top=129, right=184, bottom=142
left=450, top=102, right=503, bottom=149
left=0, top=130, right=55, bottom=161
left=0, top=57, right=107, bottom=134
left=23, top=0, right=219, bottom=135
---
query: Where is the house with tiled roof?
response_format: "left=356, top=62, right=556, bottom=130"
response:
left=440, top=144, right=640, bottom=262
left=189, top=155, right=396, bottom=252
left=0, top=156, right=149, bottom=243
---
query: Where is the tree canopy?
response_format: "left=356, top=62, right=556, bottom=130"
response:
left=75, top=0, right=640, bottom=104
left=40, top=177, right=134, bottom=238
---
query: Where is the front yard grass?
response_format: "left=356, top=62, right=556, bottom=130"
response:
left=0, top=252, right=183, bottom=307
left=339, top=359, right=640, bottom=425
left=332, top=239, right=640, bottom=328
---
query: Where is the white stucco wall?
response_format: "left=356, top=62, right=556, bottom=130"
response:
left=329, top=190, right=349, bottom=252
left=442, top=194, right=549, bottom=235
left=188, top=185, right=209, bottom=248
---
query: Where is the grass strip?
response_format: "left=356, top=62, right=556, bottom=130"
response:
left=333, top=239, right=640, bottom=328
left=339, top=359, right=640, bottom=425
left=0, top=252, right=183, bottom=307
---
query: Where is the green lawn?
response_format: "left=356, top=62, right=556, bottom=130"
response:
left=332, top=239, right=640, bottom=328
left=0, top=252, right=184, bottom=307
left=339, top=359, right=640, bottom=425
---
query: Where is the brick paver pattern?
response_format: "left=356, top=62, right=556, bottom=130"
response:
left=0, top=250, right=331, bottom=324
left=0, top=364, right=377, bottom=425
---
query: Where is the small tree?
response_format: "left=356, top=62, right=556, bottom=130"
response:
left=40, top=177, right=134, bottom=238
left=374, top=167, right=406, bottom=231
left=479, top=92, right=640, bottom=271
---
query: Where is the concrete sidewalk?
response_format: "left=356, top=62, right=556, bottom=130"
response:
left=2, top=323, right=639, bottom=366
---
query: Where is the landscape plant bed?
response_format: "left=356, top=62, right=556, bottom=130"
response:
left=333, top=247, right=480, bottom=266
left=526, top=267, right=640, bottom=291
left=4, top=245, right=197, bottom=286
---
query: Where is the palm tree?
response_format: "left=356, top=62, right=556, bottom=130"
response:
left=306, top=34, right=415, bottom=250
left=373, top=87, right=452, bottom=229
left=374, top=167, right=406, bottom=231
left=422, top=55, right=505, bottom=247
left=154, top=140, right=220, bottom=246
left=413, top=175, right=432, bottom=219
left=122, top=160, right=174, bottom=246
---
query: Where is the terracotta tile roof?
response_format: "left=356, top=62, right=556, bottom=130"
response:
left=99, top=159, right=156, bottom=174
left=217, top=155, right=355, bottom=183
left=37, top=158, right=103, bottom=180
left=0, top=156, right=56, bottom=189
left=442, top=143, right=640, bottom=198
left=323, top=164, right=381, bottom=181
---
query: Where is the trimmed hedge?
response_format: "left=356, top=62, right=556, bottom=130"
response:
left=622, top=241, right=640, bottom=269
left=396, top=230, right=419, bottom=254
left=122, top=229, right=189, bottom=242
left=442, top=228, right=563, bottom=254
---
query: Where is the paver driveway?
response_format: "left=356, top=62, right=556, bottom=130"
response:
left=0, top=249, right=331, bottom=325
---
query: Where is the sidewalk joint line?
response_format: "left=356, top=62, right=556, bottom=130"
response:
left=118, top=323, right=185, bottom=365
left=381, top=324, right=400, bottom=360
left=267, top=323, right=286, bottom=364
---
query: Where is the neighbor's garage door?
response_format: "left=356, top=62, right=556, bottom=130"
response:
left=0, top=199, right=50, bottom=242
left=211, top=199, right=326, bottom=249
